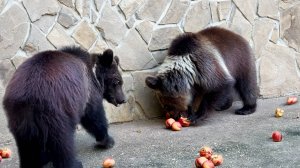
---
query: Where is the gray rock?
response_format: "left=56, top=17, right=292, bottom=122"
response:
left=253, top=19, right=274, bottom=58
left=218, top=0, right=232, bottom=21
left=152, top=50, right=168, bottom=65
left=23, top=0, right=60, bottom=22
left=0, top=3, right=30, bottom=59
left=58, top=0, right=74, bottom=8
left=258, top=0, right=279, bottom=20
left=259, top=42, right=300, bottom=97
left=94, top=0, right=104, bottom=11
left=135, top=20, right=154, bottom=44
left=111, top=0, right=121, bottom=6
left=11, top=55, right=28, bottom=69
left=210, top=1, right=219, bottom=22
left=47, top=24, right=75, bottom=48
left=270, top=26, right=280, bottom=43
left=125, top=16, right=136, bottom=29
left=90, top=9, right=98, bottom=24
left=229, top=7, right=252, bottom=41
left=72, top=21, right=97, bottom=50
left=160, top=0, right=189, bottom=24
left=232, top=0, right=257, bottom=24
left=23, top=24, right=55, bottom=55
left=96, top=4, right=127, bottom=46
left=281, top=4, right=300, bottom=52
left=116, top=29, right=155, bottom=71
left=279, top=0, right=299, bottom=10
left=58, top=6, right=79, bottom=28
left=132, top=70, right=163, bottom=119
left=0, top=0, right=7, bottom=13
left=75, top=0, right=90, bottom=18
left=0, top=59, right=15, bottom=88
left=184, top=0, right=211, bottom=32
left=119, top=0, right=145, bottom=19
left=89, top=38, right=108, bottom=54
left=34, top=15, right=56, bottom=34
left=148, top=26, right=181, bottom=51
left=136, top=0, right=170, bottom=22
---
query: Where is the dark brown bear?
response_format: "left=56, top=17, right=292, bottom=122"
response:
left=3, top=46, right=126, bottom=168
left=146, top=27, right=258, bottom=123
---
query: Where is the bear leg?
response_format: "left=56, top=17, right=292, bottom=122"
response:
left=81, top=104, right=115, bottom=149
left=15, top=135, right=45, bottom=168
left=48, top=123, right=82, bottom=168
left=235, top=77, right=257, bottom=115
left=210, top=85, right=234, bottom=111
left=188, top=97, right=210, bottom=124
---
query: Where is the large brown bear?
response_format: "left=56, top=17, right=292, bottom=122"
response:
left=146, top=27, right=258, bottom=123
left=3, top=46, right=126, bottom=168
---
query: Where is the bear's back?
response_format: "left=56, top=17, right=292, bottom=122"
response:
left=3, top=50, right=89, bottom=118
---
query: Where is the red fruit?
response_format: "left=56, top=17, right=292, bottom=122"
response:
left=102, top=157, right=115, bottom=168
left=171, top=121, right=182, bottom=131
left=0, top=155, right=2, bottom=162
left=195, top=157, right=208, bottom=168
left=211, top=154, right=223, bottom=166
left=165, top=118, right=175, bottom=129
left=202, top=160, right=215, bottom=168
left=287, top=96, right=297, bottom=105
left=272, top=131, right=282, bottom=142
left=0, top=148, right=11, bottom=158
left=199, top=146, right=213, bottom=159
left=178, top=117, right=191, bottom=127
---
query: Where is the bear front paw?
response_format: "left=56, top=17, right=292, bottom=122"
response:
left=96, top=135, right=115, bottom=149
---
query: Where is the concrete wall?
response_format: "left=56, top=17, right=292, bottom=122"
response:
left=0, top=0, right=300, bottom=123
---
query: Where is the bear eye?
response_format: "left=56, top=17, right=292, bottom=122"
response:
left=114, top=80, right=120, bottom=85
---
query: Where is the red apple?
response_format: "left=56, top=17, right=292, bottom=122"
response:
left=199, top=146, right=213, bottom=159
left=202, top=160, right=215, bottom=168
left=272, top=131, right=282, bottom=142
left=178, top=117, right=191, bottom=127
left=102, top=157, right=115, bottom=168
left=195, top=157, right=208, bottom=168
left=287, top=96, right=297, bottom=105
left=0, top=148, right=11, bottom=158
left=171, top=121, right=182, bottom=131
left=211, top=154, right=223, bottom=166
left=165, top=118, right=175, bottom=129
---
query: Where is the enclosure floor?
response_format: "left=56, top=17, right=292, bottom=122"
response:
left=1, top=97, right=300, bottom=168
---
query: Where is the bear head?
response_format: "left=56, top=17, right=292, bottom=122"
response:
left=94, top=49, right=126, bottom=106
left=145, top=71, right=193, bottom=118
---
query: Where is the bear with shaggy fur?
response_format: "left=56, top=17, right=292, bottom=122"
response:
left=3, top=46, right=126, bottom=168
left=146, top=27, right=258, bottom=123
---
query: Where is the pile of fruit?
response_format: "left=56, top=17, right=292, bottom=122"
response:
left=195, top=146, right=223, bottom=168
left=165, top=117, right=191, bottom=131
left=0, top=148, right=12, bottom=162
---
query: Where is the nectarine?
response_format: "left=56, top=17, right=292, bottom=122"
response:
left=165, top=118, right=175, bottom=129
left=102, top=157, right=115, bottom=168
left=199, top=146, right=213, bottom=159
left=171, top=121, right=182, bottom=131
left=211, top=154, right=223, bottom=166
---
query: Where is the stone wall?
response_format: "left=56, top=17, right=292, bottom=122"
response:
left=0, top=0, right=300, bottom=123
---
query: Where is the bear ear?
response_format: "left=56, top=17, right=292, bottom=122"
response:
left=98, top=49, right=114, bottom=66
left=145, top=76, right=161, bottom=90
left=114, top=56, right=119, bottom=65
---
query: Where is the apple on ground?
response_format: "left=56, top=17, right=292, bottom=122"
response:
left=0, top=148, right=11, bottom=158
left=211, top=154, right=223, bottom=166
left=178, top=117, right=191, bottom=127
left=195, top=157, right=208, bottom=168
left=102, top=157, right=115, bottom=168
left=287, top=96, right=297, bottom=105
left=171, top=121, right=182, bottom=131
left=199, top=146, right=213, bottom=159
left=202, top=160, right=215, bottom=168
left=272, top=131, right=282, bottom=142
left=274, top=108, right=284, bottom=118
left=165, top=118, right=175, bottom=129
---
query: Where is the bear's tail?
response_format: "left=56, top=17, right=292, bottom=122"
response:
left=168, top=32, right=199, bottom=56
